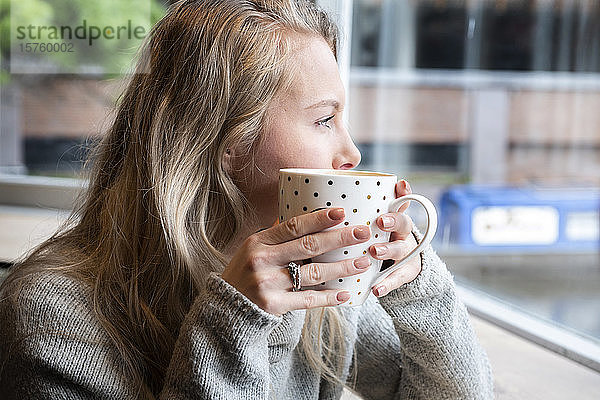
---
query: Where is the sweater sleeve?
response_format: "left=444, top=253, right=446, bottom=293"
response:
left=346, top=228, right=494, bottom=400
left=0, top=270, right=282, bottom=400
left=159, top=271, right=282, bottom=399
left=0, top=271, right=137, bottom=399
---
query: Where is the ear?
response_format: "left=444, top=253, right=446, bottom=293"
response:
left=222, top=148, right=232, bottom=173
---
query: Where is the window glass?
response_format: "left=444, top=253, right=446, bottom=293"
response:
left=0, top=0, right=166, bottom=177
left=2, top=0, right=599, bottom=344
left=349, top=0, right=600, bottom=343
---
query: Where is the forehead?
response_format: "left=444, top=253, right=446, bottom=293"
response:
left=282, top=35, right=344, bottom=108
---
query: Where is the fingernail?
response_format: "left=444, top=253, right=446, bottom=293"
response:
left=354, top=256, right=371, bottom=269
left=374, top=285, right=385, bottom=297
left=353, top=226, right=370, bottom=240
left=374, top=245, right=387, bottom=256
left=405, top=180, right=412, bottom=193
left=328, top=208, right=345, bottom=220
left=401, top=180, right=407, bottom=190
left=381, top=215, right=394, bottom=228
left=337, top=291, right=351, bottom=302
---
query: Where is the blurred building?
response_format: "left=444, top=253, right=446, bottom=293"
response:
left=3, top=0, right=600, bottom=186
left=348, top=0, right=600, bottom=186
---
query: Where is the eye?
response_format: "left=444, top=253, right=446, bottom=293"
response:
left=316, top=115, right=335, bottom=130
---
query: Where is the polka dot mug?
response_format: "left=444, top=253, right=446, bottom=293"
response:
left=278, top=168, right=437, bottom=307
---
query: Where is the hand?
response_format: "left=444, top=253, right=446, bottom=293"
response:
left=221, top=208, right=373, bottom=316
left=368, top=180, right=422, bottom=298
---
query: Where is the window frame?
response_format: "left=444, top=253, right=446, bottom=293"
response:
left=1, top=0, right=598, bottom=374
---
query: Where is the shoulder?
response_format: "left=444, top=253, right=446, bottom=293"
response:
left=0, top=267, right=107, bottom=347
left=0, top=268, right=133, bottom=398
left=2, top=266, right=91, bottom=298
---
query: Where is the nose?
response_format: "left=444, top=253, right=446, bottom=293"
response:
left=333, top=124, right=361, bottom=170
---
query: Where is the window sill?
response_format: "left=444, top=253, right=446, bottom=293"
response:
left=0, top=173, right=86, bottom=210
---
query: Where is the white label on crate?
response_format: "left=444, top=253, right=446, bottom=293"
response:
left=471, top=206, right=559, bottom=245
left=565, top=211, right=599, bottom=242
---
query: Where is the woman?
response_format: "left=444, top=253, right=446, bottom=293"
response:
left=0, top=0, right=494, bottom=399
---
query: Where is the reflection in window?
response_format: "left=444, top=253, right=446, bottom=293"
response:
left=0, top=0, right=164, bottom=177
left=416, top=0, right=466, bottom=69
left=352, top=0, right=600, bottom=72
left=348, top=0, right=600, bottom=345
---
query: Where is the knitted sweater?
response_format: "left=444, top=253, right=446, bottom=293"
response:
left=0, top=236, right=494, bottom=399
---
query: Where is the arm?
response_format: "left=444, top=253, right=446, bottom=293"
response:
left=347, top=229, right=494, bottom=400
left=0, top=272, right=137, bottom=399
left=0, top=271, right=283, bottom=400
left=159, top=271, right=283, bottom=399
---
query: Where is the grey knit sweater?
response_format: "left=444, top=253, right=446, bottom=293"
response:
left=0, top=235, right=494, bottom=399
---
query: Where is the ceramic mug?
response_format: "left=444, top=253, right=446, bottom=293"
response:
left=278, top=168, right=437, bottom=307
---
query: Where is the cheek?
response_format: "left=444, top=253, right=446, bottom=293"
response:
left=302, top=135, right=336, bottom=167
left=256, top=136, right=300, bottom=174
left=286, top=130, right=335, bottom=166
left=257, top=117, right=338, bottom=174
left=261, top=132, right=325, bottom=169
left=249, top=134, right=334, bottom=202
left=303, top=145, right=331, bottom=168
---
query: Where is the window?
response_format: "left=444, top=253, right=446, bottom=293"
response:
left=0, top=0, right=165, bottom=177
left=2, top=0, right=598, bottom=369
left=346, top=0, right=600, bottom=360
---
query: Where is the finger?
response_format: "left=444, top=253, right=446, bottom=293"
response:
left=293, top=255, right=371, bottom=287
left=368, top=233, right=414, bottom=260
left=372, top=261, right=421, bottom=297
left=258, top=207, right=345, bottom=245
left=254, top=218, right=281, bottom=234
left=283, top=289, right=352, bottom=311
left=376, top=212, right=413, bottom=238
left=271, top=223, right=371, bottom=266
left=394, top=180, right=412, bottom=213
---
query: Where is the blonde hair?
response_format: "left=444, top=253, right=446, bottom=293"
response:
left=0, top=0, right=357, bottom=396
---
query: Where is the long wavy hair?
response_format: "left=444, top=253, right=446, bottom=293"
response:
left=0, top=0, right=357, bottom=397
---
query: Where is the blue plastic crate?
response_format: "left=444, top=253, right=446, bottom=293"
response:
left=437, top=185, right=600, bottom=253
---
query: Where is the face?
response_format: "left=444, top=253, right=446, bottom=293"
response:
left=227, top=34, right=362, bottom=230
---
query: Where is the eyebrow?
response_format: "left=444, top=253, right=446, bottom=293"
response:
left=304, top=99, right=341, bottom=111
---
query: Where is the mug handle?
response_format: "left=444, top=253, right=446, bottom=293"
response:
left=372, top=194, right=438, bottom=286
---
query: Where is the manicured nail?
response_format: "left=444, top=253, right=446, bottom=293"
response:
left=328, top=208, right=345, bottom=220
left=354, top=256, right=371, bottom=269
left=353, top=226, right=370, bottom=240
left=374, top=245, right=387, bottom=256
left=401, top=180, right=407, bottom=190
left=337, top=291, right=351, bottom=302
left=374, top=285, right=385, bottom=297
left=405, top=180, right=412, bottom=192
left=381, top=215, right=394, bottom=228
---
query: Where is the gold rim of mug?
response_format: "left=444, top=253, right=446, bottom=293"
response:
left=279, top=168, right=395, bottom=177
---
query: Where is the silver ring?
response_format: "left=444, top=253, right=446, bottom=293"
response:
left=287, top=261, right=301, bottom=292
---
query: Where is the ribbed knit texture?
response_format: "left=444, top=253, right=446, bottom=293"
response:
left=0, top=231, right=494, bottom=399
